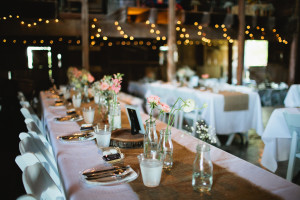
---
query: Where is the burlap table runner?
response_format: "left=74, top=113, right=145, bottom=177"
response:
left=75, top=101, right=281, bottom=200
left=124, top=142, right=282, bottom=200
left=218, top=91, right=249, bottom=112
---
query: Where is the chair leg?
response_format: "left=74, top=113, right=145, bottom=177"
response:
left=215, top=136, right=221, bottom=147
left=286, top=131, right=298, bottom=181
left=226, top=133, right=236, bottom=146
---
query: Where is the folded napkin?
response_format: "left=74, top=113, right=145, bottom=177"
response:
left=219, top=91, right=249, bottom=111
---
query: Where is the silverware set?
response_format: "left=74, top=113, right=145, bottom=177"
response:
left=83, top=166, right=132, bottom=181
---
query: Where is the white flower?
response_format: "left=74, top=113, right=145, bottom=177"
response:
left=182, top=99, right=195, bottom=112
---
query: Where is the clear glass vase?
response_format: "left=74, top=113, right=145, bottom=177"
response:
left=108, top=95, right=121, bottom=130
left=192, top=143, right=213, bottom=192
left=81, top=85, right=90, bottom=103
left=98, top=95, right=109, bottom=123
left=158, top=129, right=173, bottom=171
left=144, top=119, right=158, bottom=155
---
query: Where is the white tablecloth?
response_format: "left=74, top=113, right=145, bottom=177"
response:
left=40, top=91, right=300, bottom=200
left=128, top=81, right=264, bottom=135
left=284, top=84, right=300, bottom=107
left=261, top=108, right=300, bottom=172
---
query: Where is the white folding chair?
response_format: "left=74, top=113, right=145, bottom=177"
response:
left=283, top=111, right=300, bottom=181
left=16, top=194, right=37, bottom=200
left=19, top=132, right=31, bottom=141
left=20, top=106, right=44, bottom=133
left=19, top=137, right=61, bottom=189
left=25, top=118, right=50, bottom=147
left=15, top=152, right=40, bottom=172
left=18, top=91, right=26, bottom=101
left=22, top=163, right=65, bottom=200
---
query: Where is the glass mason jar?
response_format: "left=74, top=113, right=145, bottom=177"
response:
left=82, top=85, right=90, bottom=103
left=108, top=96, right=121, bottom=130
left=158, top=129, right=173, bottom=171
left=98, top=95, right=109, bottom=123
left=144, top=120, right=158, bottom=155
left=94, top=92, right=100, bottom=104
left=192, top=143, right=213, bottom=192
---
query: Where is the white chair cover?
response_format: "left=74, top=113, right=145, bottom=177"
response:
left=19, top=136, right=61, bottom=189
left=16, top=194, right=37, bottom=200
left=22, top=163, right=65, bottom=200
left=283, top=111, right=300, bottom=181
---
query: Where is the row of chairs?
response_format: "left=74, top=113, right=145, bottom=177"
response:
left=16, top=92, right=65, bottom=200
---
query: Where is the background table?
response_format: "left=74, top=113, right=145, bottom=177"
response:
left=128, top=81, right=264, bottom=135
left=261, top=107, right=300, bottom=172
left=284, top=84, right=300, bottom=107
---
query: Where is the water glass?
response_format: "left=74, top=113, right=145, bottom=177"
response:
left=95, top=124, right=111, bottom=148
left=82, top=107, right=95, bottom=124
left=72, top=93, right=81, bottom=108
left=137, top=152, right=164, bottom=187
left=59, top=85, right=67, bottom=94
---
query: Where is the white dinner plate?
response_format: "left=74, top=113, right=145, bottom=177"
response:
left=81, top=166, right=138, bottom=186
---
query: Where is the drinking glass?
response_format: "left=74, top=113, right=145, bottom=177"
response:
left=137, top=152, right=164, bottom=187
left=82, top=107, right=95, bottom=124
left=72, top=93, right=81, bottom=108
left=95, top=124, right=111, bottom=148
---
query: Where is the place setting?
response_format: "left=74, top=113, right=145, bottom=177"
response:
left=80, top=164, right=139, bottom=186
left=54, top=108, right=83, bottom=122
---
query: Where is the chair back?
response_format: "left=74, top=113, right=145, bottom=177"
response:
left=25, top=118, right=48, bottom=142
left=21, top=108, right=32, bottom=120
left=283, top=112, right=300, bottom=134
left=15, top=152, right=40, bottom=172
left=19, top=137, right=60, bottom=188
left=22, top=163, right=64, bottom=200
left=283, top=111, right=300, bottom=181
left=16, top=194, right=37, bottom=200
left=19, top=132, right=30, bottom=141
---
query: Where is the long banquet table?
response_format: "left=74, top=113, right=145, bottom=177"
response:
left=128, top=81, right=264, bottom=135
left=40, top=91, right=300, bottom=200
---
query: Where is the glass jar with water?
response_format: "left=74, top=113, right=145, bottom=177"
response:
left=158, top=129, right=173, bottom=171
left=192, top=143, right=213, bottom=192
left=144, top=120, right=158, bottom=154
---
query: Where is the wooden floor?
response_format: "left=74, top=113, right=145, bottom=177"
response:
left=1, top=82, right=299, bottom=199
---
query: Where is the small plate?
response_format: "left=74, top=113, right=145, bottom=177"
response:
left=50, top=102, right=65, bottom=107
left=58, top=132, right=96, bottom=142
left=66, top=108, right=77, bottom=115
left=81, top=166, right=138, bottom=186
left=80, top=124, right=94, bottom=131
left=100, top=147, right=124, bottom=164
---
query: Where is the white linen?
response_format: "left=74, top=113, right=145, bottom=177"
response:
left=129, top=81, right=264, bottom=135
left=284, top=84, right=300, bottom=107
left=40, top=92, right=139, bottom=200
left=261, top=108, right=300, bottom=172
left=41, top=91, right=300, bottom=200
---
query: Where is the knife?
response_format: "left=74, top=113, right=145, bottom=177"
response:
left=82, top=166, right=130, bottom=176
left=86, top=171, right=133, bottom=181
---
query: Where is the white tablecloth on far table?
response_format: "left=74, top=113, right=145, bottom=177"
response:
left=128, top=81, right=264, bottom=135
left=284, top=84, right=300, bottom=107
left=261, top=107, right=300, bottom=172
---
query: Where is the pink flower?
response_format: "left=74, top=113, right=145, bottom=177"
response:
left=111, top=84, right=121, bottom=94
left=88, top=73, right=95, bottom=83
left=100, top=82, right=109, bottom=91
left=160, top=102, right=170, bottom=113
left=74, top=70, right=82, bottom=78
left=147, top=95, right=160, bottom=105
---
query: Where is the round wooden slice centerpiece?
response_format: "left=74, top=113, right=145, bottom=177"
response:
left=110, top=128, right=144, bottom=148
